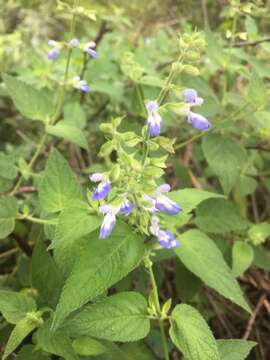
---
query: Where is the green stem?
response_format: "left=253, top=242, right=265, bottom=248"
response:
left=8, top=1, right=78, bottom=196
left=9, top=134, right=48, bottom=196
left=16, top=214, right=54, bottom=225
left=148, top=264, right=170, bottom=360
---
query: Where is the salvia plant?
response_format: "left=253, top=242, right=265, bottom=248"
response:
left=1, top=0, right=270, bottom=359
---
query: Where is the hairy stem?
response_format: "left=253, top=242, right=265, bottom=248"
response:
left=147, top=263, right=170, bottom=360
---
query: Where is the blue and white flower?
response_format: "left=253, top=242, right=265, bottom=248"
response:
left=98, top=198, right=135, bottom=239
left=145, top=184, right=182, bottom=215
left=183, top=88, right=204, bottom=107
left=90, top=173, right=111, bottom=200
left=99, top=205, right=117, bottom=239
left=73, top=76, right=91, bottom=93
left=150, top=216, right=179, bottom=249
left=86, top=41, right=98, bottom=58
left=48, top=40, right=60, bottom=60
left=146, top=101, right=162, bottom=137
left=119, top=199, right=135, bottom=215
left=187, top=111, right=211, bottom=131
left=182, top=88, right=211, bottom=131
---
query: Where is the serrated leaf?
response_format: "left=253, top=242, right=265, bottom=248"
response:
left=53, top=201, right=101, bottom=275
left=3, top=317, right=37, bottom=359
left=31, top=236, right=64, bottom=308
left=0, top=153, right=17, bottom=180
left=36, top=319, right=79, bottom=360
left=0, top=290, right=37, bottom=324
left=175, top=230, right=250, bottom=313
left=202, top=133, right=248, bottom=194
left=52, top=222, right=145, bottom=329
left=169, top=304, right=219, bottom=360
left=64, top=102, right=86, bottom=129
left=195, top=198, right=249, bottom=234
left=232, top=241, right=254, bottom=277
left=38, top=150, right=82, bottom=213
left=72, top=336, right=106, bottom=356
left=46, top=122, right=89, bottom=150
left=217, top=339, right=256, bottom=360
left=63, top=292, right=150, bottom=342
left=2, top=74, right=54, bottom=121
left=0, top=197, right=18, bottom=239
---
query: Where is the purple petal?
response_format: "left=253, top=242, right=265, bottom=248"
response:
left=147, top=114, right=162, bottom=137
left=188, top=111, right=211, bottom=131
left=89, top=173, right=105, bottom=183
left=48, top=48, right=60, bottom=60
left=155, top=195, right=182, bottom=215
left=158, top=230, right=180, bottom=249
left=99, top=212, right=116, bottom=239
left=146, top=100, right=159, bottom=112
left=92, top=181, right=111, bottom=200
left=183, top=88, right=198, bottom=103
left=119, top=199, right=135, bottom=215
left=87, top=48, right=98, bottom=58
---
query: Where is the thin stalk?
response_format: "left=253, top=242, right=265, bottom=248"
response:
left=8, top=1, right=78, bottom=196
left=148, top=265, right=170, bottom=360
left=16, top=214, right=54, bottom=225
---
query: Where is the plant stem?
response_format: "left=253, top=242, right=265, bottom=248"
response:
left=9, top=134, right=48, bottom=196
left=8, top=1, right=78, bottom=196
left=148, top=264, right=170, bottom=360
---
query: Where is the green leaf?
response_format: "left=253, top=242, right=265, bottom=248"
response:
left=64, top=102, right=86, bottom=129
left=247, top=70, right=268, bottom=108
left=0, top=153, right=17, bottom=180
left=63, top=292, right=150, bottom=342
left=53, top=201, right=101, bottom=275
left=31, top=236, right=64, bottom=308
left=46, top=122, right=89, bottom=150
left=2, top=74, right=54, bottom=122
left=72, top=336, right=106, bottom=356
left=122, top=342, right=156, bottom=360
left=38, top=150, right=82, bottom=213
left=232, top=241, right=254, bottom=277
left=0, top=197, right=18, bottom=239
left=195, top=198, right=249, bottom=234
left=16, top=345, right=50, bottom=360
left=175, top=230, right=250, bottom=313
left=169, top=188, right=224, bottom=214
left=169, top=304, right=219, bottom=360
left=3, top=317, right=37, bottom=359
left=202, top=133, right=248, bottom=194
left=248, top=222, right=270, bottom=245
left=36, top=319, right=79, bottom=360
left=0, top=290, right=36, bottom=324
left=205, top=29, right=225, bottom=68
left=217, top=339, right=256, bottom=360
left=52, top=222, right=145, bottom=329
left=253, top=246, right=270, bottom=271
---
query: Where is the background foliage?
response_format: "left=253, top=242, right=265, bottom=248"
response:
left=0, top=0, right=270, bottom=359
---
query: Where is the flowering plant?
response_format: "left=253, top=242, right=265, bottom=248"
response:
left=1, top=0, right=269, bottom=359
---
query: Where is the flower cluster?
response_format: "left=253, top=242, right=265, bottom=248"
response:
left=47, top=38, right=98, bottom=93
left=90, top=172, right=181, bottom=248
left=146, top=88, right=211, bottom=137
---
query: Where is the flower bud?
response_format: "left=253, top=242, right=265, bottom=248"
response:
left=183, top=65, right=200, bottom=76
